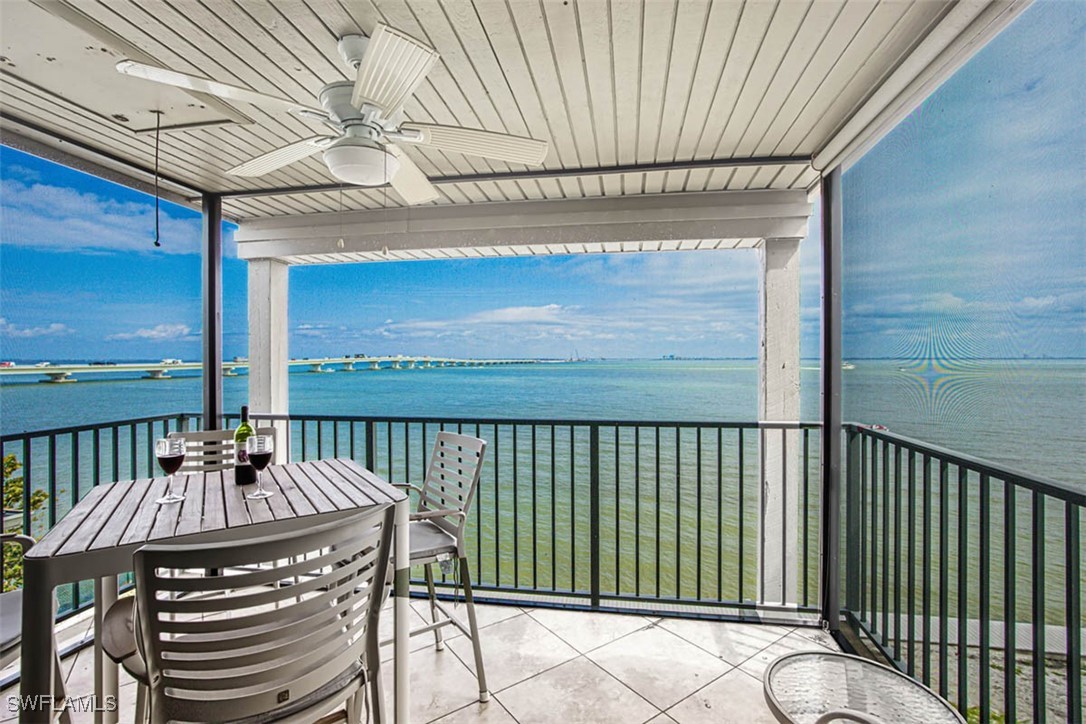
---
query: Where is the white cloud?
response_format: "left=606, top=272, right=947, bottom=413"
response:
left=0, top=317, right=73, bottom=338
left=107, top=324, right=193, bottom=341
left=0, top=179, right=202, bottom=255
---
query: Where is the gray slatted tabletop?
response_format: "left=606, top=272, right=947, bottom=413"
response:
left=18, top=459, right=412, bottom=724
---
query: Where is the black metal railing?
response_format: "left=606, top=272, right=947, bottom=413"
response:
left=229, top=412, right=825, bottom=617
left=0, top=413, right=204, bottom=614
left=844, top=423, right=1084, bottom=723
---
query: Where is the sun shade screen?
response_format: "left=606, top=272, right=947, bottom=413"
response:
left=351, top=24, right=439, bottom=114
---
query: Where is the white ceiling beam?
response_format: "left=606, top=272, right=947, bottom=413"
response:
left=236, top=189, right=811, bottom=263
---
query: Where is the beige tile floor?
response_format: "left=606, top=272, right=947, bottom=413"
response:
left=2, top=600, right=838, bottom=723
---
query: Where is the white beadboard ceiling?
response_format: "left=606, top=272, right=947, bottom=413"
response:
left=0, top=0, right=1026, bottom=220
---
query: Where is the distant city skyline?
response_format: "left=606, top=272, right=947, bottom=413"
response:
left=1, top=2, right=1082, bottom=363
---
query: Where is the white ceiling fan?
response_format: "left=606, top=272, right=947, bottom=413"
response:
left=115, top=24, right=549, bottom=204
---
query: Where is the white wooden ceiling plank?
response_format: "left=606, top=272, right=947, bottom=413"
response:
left=600, top=174, right=623, bottom=196
left=772, top=0, right=916, bottom=155
left=746, top=165, right=783, bottom=190
left=642, top=170, right=666, bottom=195
left=473, top=180, right=509, bottom=201
left=653, top=0, right=712, bottom=163
left=756, top=0, right=873, bottom=156
left=710, top=1, right=810, bottom=158
left=662, top=171, right=687, bottom=194
left=731, top=1, right=842, bottom=158
left=728, top=166, right=758, bottom=190
left=668, top=0, right=742, bottom=162
left=689, top=2, right=777, bottom=161
left=571, top=0, right=616, bottom=167
left=178, top=0, right=336, bottom=102
left=794, top=166, right=820, bottom=190
left=635, top=0, right=677, bottom=162
left=70, top=0, right=334, bottom=187
left=1, top=77, right=237, bottom=191
left=794, top=1, right=949, bottom=155
left=413, top=1, right=531, bottom=146
left=556, top=177, right=580, bottom=198
left=608, top=0, right=642, bottom=166
left=504, top=0, right=585, bottom=168
left=471, top=0, right=579, bottom=169
left=683, top=167, right=712, bottom=192
left=539, top=0, right=600, bottom=167
left=536, top=178, right=563, bottom=199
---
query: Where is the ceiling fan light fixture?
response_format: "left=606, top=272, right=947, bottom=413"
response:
left=323, top=138, right=400, bottom=186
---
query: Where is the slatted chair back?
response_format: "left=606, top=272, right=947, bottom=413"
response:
left=417, top=432, right=487, bottom=550
left=168, top=427, right=276, bottom=473
left=133, top=505, right=393, bottom=723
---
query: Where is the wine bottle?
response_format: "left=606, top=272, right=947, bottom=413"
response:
left=233, top=405, right=256, bottom=485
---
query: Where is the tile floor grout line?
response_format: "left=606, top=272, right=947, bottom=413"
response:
left=443, top=635, right=582, bottom=697
left=524, top=608, right=657, bottom=655
left=654, top=618, right=795, bottom=669
left=576, top=655, right=666, bottom=723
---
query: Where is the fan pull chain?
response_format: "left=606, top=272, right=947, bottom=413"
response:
left=152, top=110, right=162, bottom=248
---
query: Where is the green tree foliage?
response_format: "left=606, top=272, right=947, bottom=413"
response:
left=2, top=454, right=48, bottom=591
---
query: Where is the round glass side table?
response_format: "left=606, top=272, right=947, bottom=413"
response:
left=763, top=651, right=965, bottom=724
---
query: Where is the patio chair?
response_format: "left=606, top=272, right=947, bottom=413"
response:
left=168, top=426, right=277, bottom=474
left=1, top=533, right=72, bottom=724
left=100, top=505, right=394, bottom=724
left=395, top=431, right=490, bottom=702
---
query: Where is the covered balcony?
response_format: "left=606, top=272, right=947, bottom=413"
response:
left=0, top=0, right=1081, bottom=722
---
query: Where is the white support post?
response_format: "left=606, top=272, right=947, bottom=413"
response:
left=758, top=237, right=803, bottom=605
left=248, top=259, right=290, bottom=463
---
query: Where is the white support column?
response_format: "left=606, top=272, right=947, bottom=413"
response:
left=758, top=237, right=803, bottom=605
left=248, top=259, right=289, bottom=463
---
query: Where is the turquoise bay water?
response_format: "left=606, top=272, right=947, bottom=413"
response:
left=1, top=359, right=1081, bottom=486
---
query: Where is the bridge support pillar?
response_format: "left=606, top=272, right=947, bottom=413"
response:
left=343, top=361, right=355, bottom=371
left=758, top=236, right=803, bottom=606
left=249, top=259, right=290, bottom=463
left=144, top=369, right=171, bottom=380
left=370, top=361, right=381, bottom=370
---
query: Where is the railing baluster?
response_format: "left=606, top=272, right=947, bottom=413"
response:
left=738, top=427, right=745, bottom=602
left=1032, top=490, right=1046, bottom=722
left=551, top=424, right=556, bottom=592
left=532, top=424, right=538, bottom=591
left=656, top=426, right=661, bottom=599
left=803, top=429, right=810, bottom=607
left=893, top=444, right=902, bottom=660
left=696, top=426, right=702, bottom=601
left=614, top=426, right=621, bottom=596
left=861, top=435, right=868, bottom=621
left=907, top=448, right=916, bottom=677
left=718, top=427, right=724, bottom=603
left=47, top=434, right=57, bottom=528
left=635, top=426, right=641, bottom=597
left=938, top=459, right=949, bottom=698
left=146, top=421, right=154, bottom=477
left=1004, top=482, right=1017, bottom=723
left=513, top=424, right=519, bottom=588
left=590, top=424, right=600, bottom=609
left=870, top=436, right=878, bottom=632
left=495, top=424, right=501, bottom=585
left=129, top=424, right=137, bottom=479
left=1066, top=501, right=1081, bottom=724
left=922, top=454, right=932, bottom=686
left=570, top=425, right=576, bottom=593
left=979, top=473, right=991, bottom=723
left=883, top=440, right=890, bottom=647
left=957, top=466, right=968, bottom=713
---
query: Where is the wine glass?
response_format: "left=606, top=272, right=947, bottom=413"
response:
left=246, top=435, right=275, bottom=500
left=155, top=438, right=186, bottom=505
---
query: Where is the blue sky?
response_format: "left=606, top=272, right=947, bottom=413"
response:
left=1, top=1, right=1082, bottom=362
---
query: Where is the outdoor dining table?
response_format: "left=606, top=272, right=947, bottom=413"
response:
left=17, top=457, right=411, bottom=724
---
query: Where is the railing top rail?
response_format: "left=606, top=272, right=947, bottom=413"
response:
left=241, top=412, right=823, bottom=430
left=846, top=422, right=1085, bottom=506
left=0, top=412, right=202, bottom=443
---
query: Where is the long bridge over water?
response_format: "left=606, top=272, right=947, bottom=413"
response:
left=0, top=356, right=551, bottom=383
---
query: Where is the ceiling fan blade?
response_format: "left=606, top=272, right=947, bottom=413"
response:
left=398, top=123, right=548, bottom=166
left=116, top=60, right=324, bottom=116
left=227, top=136, right=333, bottom=177
left=387, top=145, right=440, bottom=205
left=351, top=24, right=439, bottom=114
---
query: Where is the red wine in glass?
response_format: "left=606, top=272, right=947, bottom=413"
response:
left=245, top=435, right=275, bottom=500
left=155, top=438, right=186, bottom=504
left=248, top=451, right=273, bottom=472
